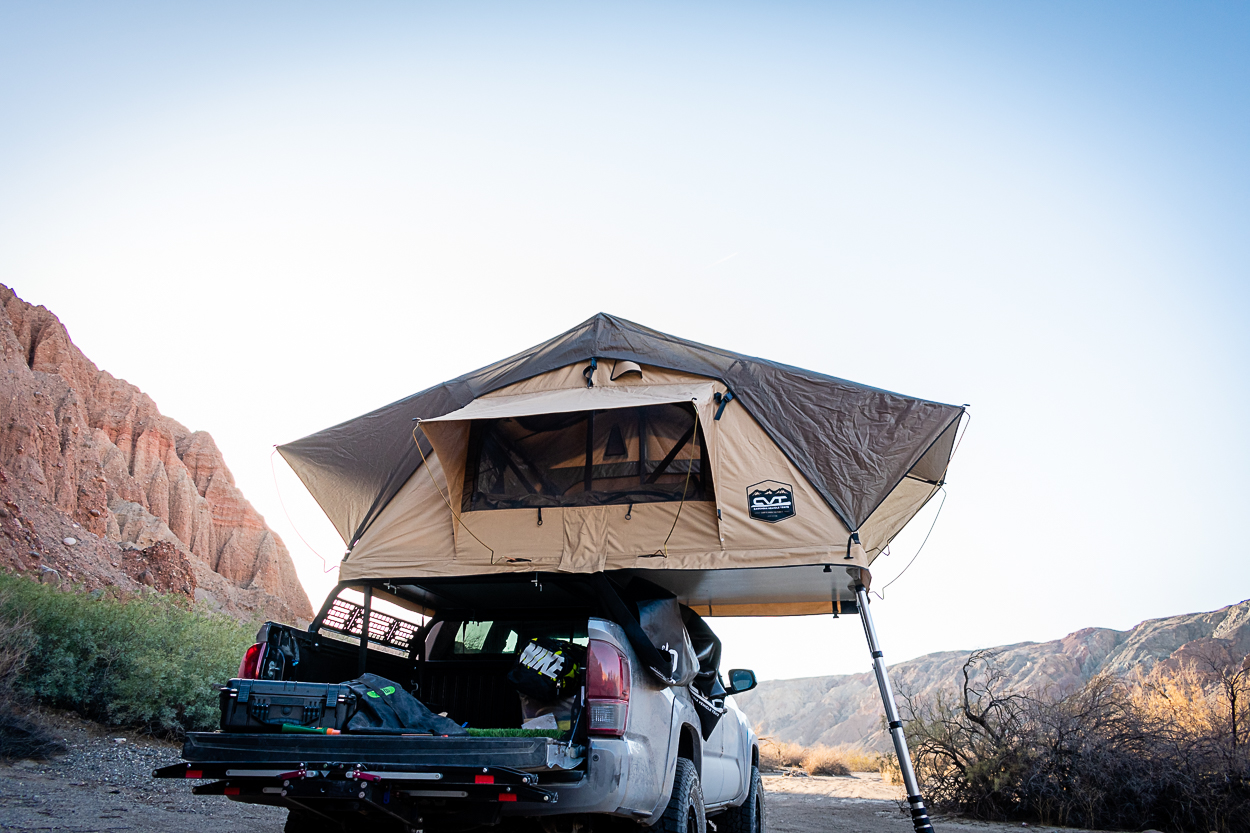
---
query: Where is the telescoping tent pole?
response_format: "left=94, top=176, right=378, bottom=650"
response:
left=854, top=580, right=935, bottom=833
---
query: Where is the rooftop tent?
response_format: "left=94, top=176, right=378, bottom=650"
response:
left=277, top=314, right=961, bottom=833
left=277, top=314, right=965, bottom=616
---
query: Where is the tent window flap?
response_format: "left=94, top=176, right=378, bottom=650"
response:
left=462, top=403, right=713, bottom=512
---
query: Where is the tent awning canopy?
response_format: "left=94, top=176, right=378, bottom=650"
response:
left=335, top=564, right=863, bottom=625
left=278, top=315, right=963, bottom=616
left=422, top=381, right=716, bottom=424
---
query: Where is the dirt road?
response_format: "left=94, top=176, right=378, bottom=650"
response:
left=0, top=714, right=1089, bottom=833
left=763, top=772, right=912, bottom=833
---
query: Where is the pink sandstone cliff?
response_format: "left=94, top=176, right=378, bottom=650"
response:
left=0, top=283, right=312, bottom=623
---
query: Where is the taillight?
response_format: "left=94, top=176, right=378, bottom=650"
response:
left=587, top=638, right=630, bottom=737
left=237, top=643, right=267, bottom=679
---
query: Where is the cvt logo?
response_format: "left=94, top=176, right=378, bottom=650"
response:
left=747, top=480, right=796, bottom=523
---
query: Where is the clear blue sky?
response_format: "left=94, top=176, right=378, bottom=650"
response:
left=2, top=2, right=1247, bottom=680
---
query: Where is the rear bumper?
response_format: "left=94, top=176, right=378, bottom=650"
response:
left=161, top=732, right=629, bottom=820
left=182, top=731, right=584, bottom=771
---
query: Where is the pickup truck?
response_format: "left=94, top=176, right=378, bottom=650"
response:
left=156, top=574, right=764, bottom=833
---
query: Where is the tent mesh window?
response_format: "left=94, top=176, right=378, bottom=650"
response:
left=462, top=403, right=713, bottom=511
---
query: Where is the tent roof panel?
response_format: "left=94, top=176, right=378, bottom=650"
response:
left=278, top=314, right=963, bottom=546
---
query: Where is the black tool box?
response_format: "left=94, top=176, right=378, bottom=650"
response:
left=220, top=679, right=356, bottom=732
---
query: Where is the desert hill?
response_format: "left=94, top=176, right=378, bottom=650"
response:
left=735, top=598, right=1250, bottom=751
left=0, top=284, right=311, bottom=623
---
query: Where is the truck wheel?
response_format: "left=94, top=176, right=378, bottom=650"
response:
left=661, top=758, right=706, bottom=833
left=718, top=766, right=763, bottom=833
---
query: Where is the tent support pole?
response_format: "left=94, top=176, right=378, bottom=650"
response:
left=357, top=584, right=372, bottom=677
left=854, top=581, right=934, bottom=833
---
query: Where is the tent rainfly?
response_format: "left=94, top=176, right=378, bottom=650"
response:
left=278, top=313, right=963, bottom=833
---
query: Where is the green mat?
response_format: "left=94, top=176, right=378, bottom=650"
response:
left=465, top=728, right=563, bottom=739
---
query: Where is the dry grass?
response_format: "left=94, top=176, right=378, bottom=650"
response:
left=758, top=737, right=806, bottom=771
left=839, top=747, right=886, bottom=773
left=799, top=746, right=851, bottom=776
left=758, top=737, right=871, bottom=776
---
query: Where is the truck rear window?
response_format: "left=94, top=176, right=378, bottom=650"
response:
left=450, top=620, right=589, bottom=656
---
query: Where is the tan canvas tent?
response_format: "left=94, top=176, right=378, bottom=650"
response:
left=277, top=314, right=963, bottom=830
left=278, top=314, right=964, bottom=615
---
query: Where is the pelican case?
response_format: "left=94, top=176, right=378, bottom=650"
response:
left=220, top=679, right=356, bottom=732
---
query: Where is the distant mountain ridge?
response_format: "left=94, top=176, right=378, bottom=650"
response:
left=735, top=599, right=1250, bottom=752
left=0, top=284, right=311, bottom=623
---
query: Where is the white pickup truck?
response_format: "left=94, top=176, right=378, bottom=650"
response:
left=155, top=574, right=764, bottom=833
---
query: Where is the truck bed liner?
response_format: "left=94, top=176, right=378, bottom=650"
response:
left=182, top=732, right=585, bottom=772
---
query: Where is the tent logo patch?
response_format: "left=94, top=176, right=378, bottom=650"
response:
left=747, top=480, right=795, bottom=523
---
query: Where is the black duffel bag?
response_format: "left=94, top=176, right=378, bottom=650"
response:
left=507, top=637, right=585, bottom=701
left=342, top=673, right=467, bottom=736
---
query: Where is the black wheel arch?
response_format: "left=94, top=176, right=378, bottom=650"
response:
left=677, top=722, right=703, bottom=778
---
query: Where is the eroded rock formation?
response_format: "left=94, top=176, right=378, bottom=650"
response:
left=0, top=284, right=311, bottom=623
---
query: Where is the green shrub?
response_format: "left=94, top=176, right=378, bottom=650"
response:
left=0, top=593, right=64, bottom=760
left=0, top=571, right=256, bottom=736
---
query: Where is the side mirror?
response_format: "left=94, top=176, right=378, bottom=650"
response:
left=725, top=668, right=757, bottom=695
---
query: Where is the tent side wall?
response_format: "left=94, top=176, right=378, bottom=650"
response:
left=342, top=453, right=457, bottom=579
left=339, top=363, right=874, bottom=583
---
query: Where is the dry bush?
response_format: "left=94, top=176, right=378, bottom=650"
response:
left=757, top=737, right=806, bottom=770
left=0, top=608, right=34, bottom=692
left=1132, top=657, right=1248, bottom=752
left=878, top=753, right=903, bottom=785
left=757, top=736, right=866, bottom=776
left=800, top=745, right=851, bottom=776
left=900, top=648, right=1250, bottom=833
left=837, top=746, right=885, bottom=773
left=0, top=592, right=64, bottom=760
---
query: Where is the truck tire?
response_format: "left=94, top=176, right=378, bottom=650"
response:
left=718, top=766, right=763, bottom=833
left=661, top=758, right=706, bottom=833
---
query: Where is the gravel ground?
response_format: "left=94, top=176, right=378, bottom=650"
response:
left=0, top=711, right=285, bottom=833
left=0, top=713, right=1100, bottom=833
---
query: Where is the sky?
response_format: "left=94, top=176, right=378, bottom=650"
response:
left=1, top=2, right=1247, bottom=681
